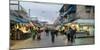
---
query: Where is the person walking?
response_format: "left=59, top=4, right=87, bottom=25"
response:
left=30, top=26, right=37, bottom=40
left=69, top=26, right=77, bottom=43
left=63, top=26, right=71, bottom=44
left=37, top=27, right=41, bottom=40
left=50, top=29, right=56, bottom=43
left=45, top=28, right=49, bottom=36
left=55, top=30, right=58, bottom=37
left=63, top=26, right=74, bottom=44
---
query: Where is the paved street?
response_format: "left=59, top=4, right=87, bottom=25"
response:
left=10, top=32, right=94, bottom=49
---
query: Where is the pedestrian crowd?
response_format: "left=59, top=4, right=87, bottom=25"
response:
left=10, top=23, right=77, bottom=44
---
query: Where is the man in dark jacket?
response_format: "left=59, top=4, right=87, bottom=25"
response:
left=69, top=27, right=77, bottom=43
left=50, top=29, right=57, bottom=43
left=45, top=28, right=49, bottom=36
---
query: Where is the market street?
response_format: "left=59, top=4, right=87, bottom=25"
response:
left=10, top=31, right=94, bottom=49
left=10, top=1, right=95, bottom=49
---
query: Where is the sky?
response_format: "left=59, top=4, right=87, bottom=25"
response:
left=19, top=2, right=63, bottom=24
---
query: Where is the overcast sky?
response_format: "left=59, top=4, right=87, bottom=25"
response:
left=19, top=2, right=63, bottom=24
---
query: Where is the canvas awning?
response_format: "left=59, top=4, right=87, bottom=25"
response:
left=10, top=16, right=29, bottom=23
left=10, top=16, right=21, bottom=23
left=73, top=19, right=95, bottom=25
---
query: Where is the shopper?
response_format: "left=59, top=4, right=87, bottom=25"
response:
left=70, top=26, right=77, bottom=43
left=37, top=27, right=41, bottom=40
left=55, top=30, right=58, bottom=37
left=67, top=27, right=72, bottom=41
left=50, top=29, right=56, bottom=43
left=45, top=28, right=49, bottom=36
left=64, top=26, right=71, bottom=42
left=30, top=27, right=37, bottom=40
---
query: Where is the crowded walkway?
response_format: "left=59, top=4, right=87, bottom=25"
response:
left=10, top=1, right=95, bottom=49
left=10, top=31, right=94, bottom=49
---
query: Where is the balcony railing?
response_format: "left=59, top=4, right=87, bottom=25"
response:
left=10, top=2, right=27, bottom=14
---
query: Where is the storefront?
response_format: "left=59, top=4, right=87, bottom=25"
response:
left=73, top=19, right=95, bottom=36
left=59, top=19, right=94, bottom=36
left=10, top=15, right=32, bottom=40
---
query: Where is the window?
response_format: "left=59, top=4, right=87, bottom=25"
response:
left=64, top=5, right=67, bottom=12
left=85, top=6, right=91, bottom=13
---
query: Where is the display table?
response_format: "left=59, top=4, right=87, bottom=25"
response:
left=22, top=31, right=31, bottom=40
left=10, top=30, right=31, bottom=40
